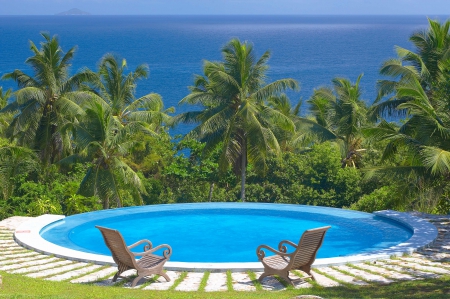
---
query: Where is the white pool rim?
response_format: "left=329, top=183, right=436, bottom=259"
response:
left=14, top=205, right=438, bottom=272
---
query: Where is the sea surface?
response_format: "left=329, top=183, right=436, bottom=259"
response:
left=0, top=15, right=443, bottom=135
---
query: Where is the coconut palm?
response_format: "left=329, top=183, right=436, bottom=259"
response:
left=371, top=18, right=450, bottom=120
left=364, top=75, right=450, bottom=211
left=0, top=87, right=13, bottom=137
left=1, top=33, right=96, bottom=164
left=93, top=54, right=173, bottom=132
left=296, top=74, right=369, bottom=167
left=177, top=39, right=298, bottom=201
left=366, top=77, right=450, bottom=175
left=362, top=19, right=450, bottom=212
left=62, top=99, right=153, bottom=209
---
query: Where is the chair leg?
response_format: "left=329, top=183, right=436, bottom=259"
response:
left=112, top=265, right=130, bottom=282
left=299, top=265, right=315, bottom=281
left=304, top=267, right=315, bottom=280
left=112, top=271, right=121, bottom=282
left=279, top=272, right=294, bottom=286
left=160, top=271, right=171, bottom=282
left=131, top=275, right=144, bottom=287
left=258, top=272, right=270, bottom=282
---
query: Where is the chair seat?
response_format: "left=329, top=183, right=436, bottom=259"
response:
left=256, top=226, right=331, bottom=286
left=137, top=253, right=166, bottom=269
left=263, top=255, right=290, bottom=270
left=96, top=226, right=172, bottom=287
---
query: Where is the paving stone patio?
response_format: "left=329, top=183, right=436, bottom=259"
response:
left=0, top=213, right=449, bottom=292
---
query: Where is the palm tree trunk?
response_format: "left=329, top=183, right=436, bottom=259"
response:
left=240, top=139, right=246, bottom=202
left=103, top=197, right=109, bottom=210
left=208, top=182, right=215, bottom=202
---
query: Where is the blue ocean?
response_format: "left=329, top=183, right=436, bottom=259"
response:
left=0, top=15, right=441, bottom=135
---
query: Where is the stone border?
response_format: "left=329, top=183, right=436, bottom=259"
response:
left=13, top=209, right=438, bottom=272
left=312, top=210, right=439, bottom=267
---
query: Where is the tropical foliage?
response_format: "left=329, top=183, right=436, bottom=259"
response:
left=177, top=39, right=298, bottom=200
left=63, top=99, right=150, bottom=209
left=0, top=87, right=13, bottom=136
left=371, top=18, right=450, bottom=119
left=301, top=74, right=370, bottom=167
left=363, top=18, right=450, bottom=213
left=1, top=33, right=96, bottom=164
left=93, top=54, right=174, bottom=131
left=1, top=19, right=450, bottom=220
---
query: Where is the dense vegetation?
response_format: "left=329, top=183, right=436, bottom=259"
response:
left=1, top=18, right=450, bottom=219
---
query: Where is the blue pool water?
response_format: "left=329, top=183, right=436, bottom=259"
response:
left=40, top=203, right=413, bottom=263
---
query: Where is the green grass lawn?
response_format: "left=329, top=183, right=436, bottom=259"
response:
left=1, top=271, right=449, bottom=299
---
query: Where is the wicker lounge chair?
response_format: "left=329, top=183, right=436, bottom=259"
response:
left=256, top=226, right=331, bottom=286
left=96, top=226, right=172, bottom=287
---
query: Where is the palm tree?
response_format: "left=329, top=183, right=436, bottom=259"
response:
left=93, top=54, right=173, bottom=132
left=0, top=87, right=13, bottom=137
left=371, top=18, right=450, bottom=120
left=1, top=33, right=97, bottom=164
left=297, top=74, right=369, bottom=167
left=367, top=77, right=450, bottom=173
left=364, top=76, right=450, bottom=211
left=62, top=99, right=153, bottom=209
left=177, top=39, right=298, bottom=201
left=362, top=19, right=450, bottom=212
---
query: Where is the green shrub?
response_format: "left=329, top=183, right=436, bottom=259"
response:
left=243, top=183, right=284, bottom=203
left=65, top=194, right=102, bottom=215
left=0, top=163, right=94, bottom=218
left=350, top=185, right=399, bottom=212
left=244, top=142, right=363, bottom=207
left=433, top=194, right=450, bottom=215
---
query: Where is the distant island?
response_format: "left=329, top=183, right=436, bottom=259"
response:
left=56, top=8, right=90, bottom=16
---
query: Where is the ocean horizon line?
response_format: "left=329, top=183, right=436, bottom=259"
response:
left=0, top=14, right=448, bottom=17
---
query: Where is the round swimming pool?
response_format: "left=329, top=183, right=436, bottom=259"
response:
left=39, top=203, right=413, bottom=263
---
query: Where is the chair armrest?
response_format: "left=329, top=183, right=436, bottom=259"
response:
left=256, top=244, right=292, bottom=260
left=278, top=240, right=297, bottom=253
left=128, top=239, right=153, bottom=251
left=134, top=244, right=172, bottom=259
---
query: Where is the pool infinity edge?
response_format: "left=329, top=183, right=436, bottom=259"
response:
left=13, top=209, right=438, bottom=272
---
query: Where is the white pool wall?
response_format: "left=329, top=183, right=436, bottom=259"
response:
left=14, top=206, right=438, bottom=272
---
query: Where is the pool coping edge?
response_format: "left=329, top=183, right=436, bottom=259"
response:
left=13, top=209, right=438, bottom=272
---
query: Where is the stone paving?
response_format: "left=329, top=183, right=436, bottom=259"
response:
left=204, top=272, right=228, bottom=292
left=0, top=213, right=449, bottom=292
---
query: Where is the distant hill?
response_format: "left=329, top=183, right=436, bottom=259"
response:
left=56, top=8, right=90, bottom=15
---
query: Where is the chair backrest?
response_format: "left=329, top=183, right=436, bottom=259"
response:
left=290, top=226, right=331, bottom=269
left=96, top=226, right=136, bottom=269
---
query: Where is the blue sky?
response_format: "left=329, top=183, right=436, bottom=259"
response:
left=0, top=0, right=449, bottom=15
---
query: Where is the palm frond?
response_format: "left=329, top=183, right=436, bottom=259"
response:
left=253, top=79, right=299, bottom=102
left=294, top=117, right=339, bottom=141
left=362, top=165, right=427, bottom=181
left=420, top=146, right=450, bottom=176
